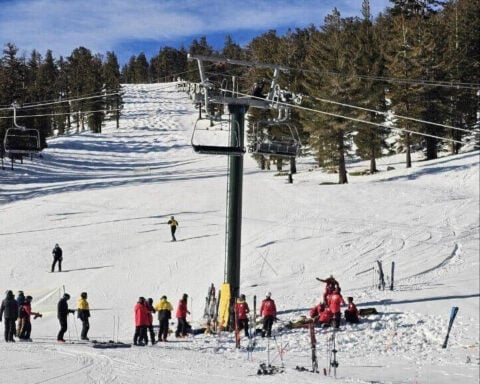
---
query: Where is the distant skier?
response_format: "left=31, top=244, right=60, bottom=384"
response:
left=77, top=292, right=91, bottom=340
left=18, top=295, right=42, bottom=341
left=328, top=289, right=345, bottom=328
left=235, top=294, right=250, bottom=337
left=51, top=243, right=63, bottom=272
left=175, top=293, right=190, bottom=338
left=154, top=295, right=173, bottom=342
left=316, top=275, right=341, bottom=303
left=0, top=290, right=18, bottom=342
left=146, top=298, right=156, bottom=345
left=167, top=216, right=178, bottom=241
left=259, top=292, right=277, bottom=337
left=344, top=296, right=360, bottom=324
left=57, top=293, right=75, bottom=342
left=251, top=79, right=265, bottom=98
left=133, top=297, right=149, bottom=346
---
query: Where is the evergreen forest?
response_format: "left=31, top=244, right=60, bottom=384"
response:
left=0, top=0, right=478, bottom=182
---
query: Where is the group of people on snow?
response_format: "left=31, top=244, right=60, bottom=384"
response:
left=0, top=290, right=42, bottom=342
left=133, top=293, right=191, bottom=346
left=0, top=289, right=90, bottom=343
left=310, top=275, right=359, bottom=328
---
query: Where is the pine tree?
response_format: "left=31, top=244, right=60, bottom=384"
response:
left=103, top=51, right=122, bottom=128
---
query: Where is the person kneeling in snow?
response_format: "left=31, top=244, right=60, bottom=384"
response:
left=344, top=296, right=360, bottom=324
left=309, top=302, right=333, bottom=327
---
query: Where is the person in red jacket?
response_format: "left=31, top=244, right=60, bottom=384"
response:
left=175, top=293, right=190, bottom=338
left=235, top=294, right=250, bottom=337
left=259, top=292, right=276, bottom=337
left=133, top=297, right=149, bottom=346
left=328, top=290, right=345, bottom=328
left=18, top=296, right=42, bottom=341
left=344, top=297, right=360, bottom=324
left=145, top=298, right=156, bottom=344
left=316, top=275, right=341, bottom=304
left=309, top=302, right=333, bottom=327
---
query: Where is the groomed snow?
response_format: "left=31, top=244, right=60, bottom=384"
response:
left=0, top=82, right=478, bottom=384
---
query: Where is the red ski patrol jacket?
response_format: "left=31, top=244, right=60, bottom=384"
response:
left=235, top=300, right=250, bottom=320
left=134, top=302, right=150, bottom=326
left=260, top=298, right=277, bottom=317
left=175, top=299, right=189, bottom=319
left=328, top=291, right=345, bottom=314
left=319, top=307, right=333, bottom=323
left=346, top=302, right=359, bottom=317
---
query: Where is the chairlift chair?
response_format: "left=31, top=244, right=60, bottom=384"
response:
left=251, top=120, right=301, bottom=158
left=4, top=127, right=41, bottom=154
left=191, top=115, right=245, bottom=156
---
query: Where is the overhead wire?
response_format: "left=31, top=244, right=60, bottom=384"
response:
left=222, top=88, right=475, bottom=147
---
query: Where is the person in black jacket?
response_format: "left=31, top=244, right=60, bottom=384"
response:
left=57, top=293, right=75, bottom=342
left=51, top=243, right=63, bottom=272
left=0, top=290, right=19, bottom=342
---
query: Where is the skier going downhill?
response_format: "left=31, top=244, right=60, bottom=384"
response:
left=51, top=243, right=63, bottom=272
left=167, top=216, right=178, bottom=241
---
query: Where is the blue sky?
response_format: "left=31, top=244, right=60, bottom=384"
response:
left=0, top=0, right=391, bottom=65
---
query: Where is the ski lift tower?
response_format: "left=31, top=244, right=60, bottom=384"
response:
left=188, top=54, right=295, bottom=298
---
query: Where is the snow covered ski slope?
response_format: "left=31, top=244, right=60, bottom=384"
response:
left=0, top=83, right=478, bottom=383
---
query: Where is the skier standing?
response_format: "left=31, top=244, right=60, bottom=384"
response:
left=175, top=293, right=190, bottom=338
left=16, top=290, right=25, bottom=337
left=167, top=216, right=178, bottom=241
left=328, top=290, right=345, bottom=328
left=133, top=297, right=149, bottom=346
left=77, top=292, right=91, bottom=340
left=154, top=295, right=173, bottom=342
left=344, top=296, right=360, bottom=324
left=235, top=294, right=250, bottom=337
left=18, top=296, right=42, bottom=341
left=145, top=298, right=156, bottom=345
left=0, top=290, right=18, bottom=342
left=259, top=292, right=277, bottom=337
left=57, top=293, right=75, bottom=342
left=51, top=243, right=63, bottom=272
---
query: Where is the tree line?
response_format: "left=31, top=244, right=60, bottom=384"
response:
left=1, top=0, right=478, bottom=183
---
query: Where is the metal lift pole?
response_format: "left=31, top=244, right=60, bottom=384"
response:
left=226, top=104, right=246, bottom=299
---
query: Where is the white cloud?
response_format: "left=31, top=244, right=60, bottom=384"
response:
left=0, top=0, right=389, bottom=58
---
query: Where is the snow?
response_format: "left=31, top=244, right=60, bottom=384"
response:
left=0, top=82, right=479, bottom=383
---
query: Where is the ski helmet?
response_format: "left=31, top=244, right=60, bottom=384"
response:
left=81, top=292, right=87, bottom=299
left=26, top=295, right=33, bottom=301
left=266, top=292, right=271, bottom=298
left=139, top=297, right=145, bottom=303
left=240, top=294, right=246, bottom=300
left=161, top=295, right=167, bottom=300
left=63, top=293, right=70, bottom=300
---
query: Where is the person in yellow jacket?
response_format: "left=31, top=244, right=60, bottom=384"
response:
left=154, top=295, right=173, bottom=342
left=167, top=216, right=178, bottom=241
left=77, top=292, right=91, bottom=341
